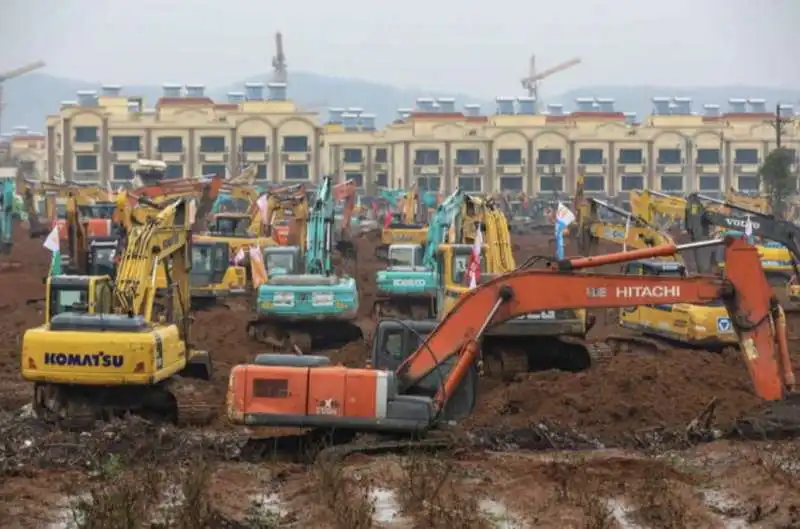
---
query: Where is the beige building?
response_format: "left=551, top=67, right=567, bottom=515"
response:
left=45, top=85, right=798, bottom=197
left=1, top=127, right=47, bottom=178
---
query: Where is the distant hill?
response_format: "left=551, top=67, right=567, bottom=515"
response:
left=1, top=71, right=797, bottom=133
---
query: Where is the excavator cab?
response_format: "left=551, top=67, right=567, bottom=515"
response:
left=78, top=203, right=116, bottom=219
left=44, top=274, right=114, bottom=324
left=86, top=238, right=120, bottom=278
left=618, top=259, right=735, bottom=347
left=188, top=241, right=246, bottom=306
left=263, top=246, right=302, bottom=276
left=209, top=214, right=251, bottom=237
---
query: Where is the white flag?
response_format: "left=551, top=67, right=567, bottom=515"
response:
left=555, top=202, right=576, bottom=227
left=744, top=215, right=753, bottom=238
left=622, top=215, right=631, bottom=251
left=43, top=225, right=60, bottom=253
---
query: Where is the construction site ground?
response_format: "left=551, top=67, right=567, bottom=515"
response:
left=0, top=225, right=799, bottom=528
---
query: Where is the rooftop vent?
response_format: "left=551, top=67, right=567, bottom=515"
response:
left=703, top=104, right=721, bottom=118
left=76, top=90, right=98, bottom=107
left=747, top=98, right=766, bottom=113
left=396, top=108, right=412, bottom=120
left=575, top=97, right=595, bottom=112
left=728, top=98, right=747, bottom=113
left=415, top=98, right=435, bottom=112
left=346, top=107, right=364, bottom=117
left=623, top=112, right=637, bottom=125
left=60, top=100, right=78, bottom=109
left=671, top=96, right=692, bottom=115
left=267, top=82, right=287, bottom=101
left=341, top=112, right=358, bottom=131
left=463, top=103, right=481, bottom=117
left=101, top=84, right=122, bottom=97
left=495, top=96, right=515, bottom=115
left=517, top=96, right=536, bottom=115
left=328, top=107, right=345, bottom=124
left=244, top=82, right=264, bottom=101
left=12, top=126, right=30, bottom=136
left=161, top=83, right=182, bottom=98
left=436, top=97, right=455, bottom=113
left=359, top=113, right=376, bottom=131
left=595, top=97, right=615, bottom=113
left=227, top=91, right=245, bottom=104
left=546, top=103, right=564, bottom=116
left=652, top=96, right=671, bottom=115
left=779, top=104, right=795, bottom=118
left=185, top=84, right=205, bottom=98
left=126, top=100, right=141, bottom=113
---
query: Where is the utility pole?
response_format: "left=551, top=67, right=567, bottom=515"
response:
left=766, top=103, right=792, bottom=149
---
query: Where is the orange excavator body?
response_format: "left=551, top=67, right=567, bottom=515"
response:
left=227, top=238, right=793, bottom=432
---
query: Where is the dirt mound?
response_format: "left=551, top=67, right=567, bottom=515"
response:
left=0, top=224, right=51, bottom=411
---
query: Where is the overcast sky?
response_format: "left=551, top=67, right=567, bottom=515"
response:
left=2, top=0, right=797, bottom=98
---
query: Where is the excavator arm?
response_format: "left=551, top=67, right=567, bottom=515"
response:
left=685, top=193, right=800, bottom=276
left=629, top=189, right=687, bottom=228
left=399, top=238, right=791, bottom=408
left=578, top=198, right=673, bottom=256
left=333, top=179, right=358, bottom=258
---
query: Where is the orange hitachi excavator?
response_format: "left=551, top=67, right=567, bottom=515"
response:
left=227, top=238, right=794, bottom=433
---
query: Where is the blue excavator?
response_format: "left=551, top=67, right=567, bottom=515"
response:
left=373, top=189, right=463, bottom=318
left=0, top=177, right=18, bottom=254
left=248, top=175, right=362, bottom=353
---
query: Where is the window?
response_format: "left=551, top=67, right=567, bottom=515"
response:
left=660, top=175, right=683, bottom=192
left=376, top=172, right=388, bottom=187
left=539, top=176, right=563, bottom=192
left=497, top=149, right=522, bottom=165
left=458, top=176, right=481, bottom=192
left=699, top=175, right=720, bottom=191
left=241, top=136, right=267, bottom=152
left=254, top=164, right=268, bottom=180
left=734, top=148, right=759, bottom=164
left=112, top=164, right=134, bottom=180
left=75, top=155, right=97, bottom=171
left=696, top=148, right=720, bottom=164
left=74, top=127, right=98, bottom=143
left=537, top=148, right=562, bottom=165
left=375, top=148, right=388, bottom=163
left=416, top=177, right=440, bottom=191
left=111, top=136, right=140, bottom=152
left=452, top=249, right=487, bottom=284
left=455, top=149, right=480, bottom=165
left=282, top=136, right=308, bottom=152
left=583, top=176, right=605, bottom=192
left=157, top=136, right=183, bottom=153
left=620, top=175, right=644, bottom=190
left=500, top=176, right=524, bottom=191
left=201, top=164, right=226, bottom=177
left=618, top=149, right=643, bottom=164
left=285, top=163, right=309, bottom=180
left=200, top=136, right=226, bottom=153
left=345, top=172, right=364, bottom=187
left=578, top=148, right=604, bottom=165
left=388, top=246, right=423, bottom=267
left=382, top=331, right=405, bottom=360
left=343, top=148, right=363, bottom=163
left=414, top=149, right=439, bottom=165
left=165, top=165, right=183, bottom=179
left=657, top=148, right=682, bottom=165
left=737, top=176, right=760, bottom=192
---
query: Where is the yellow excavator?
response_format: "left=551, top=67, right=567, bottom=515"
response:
left=374, top=187, right=429, bottom=260
left=629, top=189, right=687, bottom=229
left=437, top=193, right=591, bottom=374
left=578, top=197, right=738, bottom=350
left=21, top=198, right=215, bottom=428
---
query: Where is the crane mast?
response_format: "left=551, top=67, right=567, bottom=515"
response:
left=0, top=61, right=46, bottom=135
left=272, top=32, right=287, bottom=83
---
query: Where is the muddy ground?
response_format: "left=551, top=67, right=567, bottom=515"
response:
left=0, top=223, right=799, bottom=527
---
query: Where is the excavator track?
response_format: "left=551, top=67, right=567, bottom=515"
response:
left=247, top=318, right=363, bottom=355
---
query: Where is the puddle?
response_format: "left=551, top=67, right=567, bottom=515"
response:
left=480, top=499, right=524, bottom=529
left=370, top=487, right=410, bottom=526
left=606, top=498, right=643, bottom=529
left=701, top=489, right=749, bottom=529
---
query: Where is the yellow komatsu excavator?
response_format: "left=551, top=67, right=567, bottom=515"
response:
left=437, top=193, right=591, bottom=375
left=725, top=187, right=770, bottom=214
left=629, top=189, right=687, bottom=229
left=578, top=197, right=738, bottom=350
left=21, top=198, right=215, bottom=428
left=375, top=187, right=429, bottom=260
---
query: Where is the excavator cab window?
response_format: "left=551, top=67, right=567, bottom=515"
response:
left=78, top=203, right=116, bottom=219
left=55, top=204, right=66, bottom=220
left=387, top=245, right=423, bottom=267
left=212, top=216, right=249, bottom=237
left=451, top=248, right=487, bottom=284
left=265, top=250, right=296, bottom=275
left=191, top=243, right=229, bottom=284
left=48, top=281, right=91, bottom=320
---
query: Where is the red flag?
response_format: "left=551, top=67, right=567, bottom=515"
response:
left=383, top=209, right=392, bottom=228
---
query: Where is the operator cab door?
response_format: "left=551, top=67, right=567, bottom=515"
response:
left=190, top=242, right=229, bottom=286
left=438, top=245, right=486, bottom=318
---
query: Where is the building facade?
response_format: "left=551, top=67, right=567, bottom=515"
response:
left=44, top=84, right=799, bottom=197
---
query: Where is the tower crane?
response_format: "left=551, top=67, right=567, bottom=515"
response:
left=272, top=32, right=287, bottom=83
left=0, top=61, right=46, bottom=134
left=520, top=55, right=581, bottom=108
